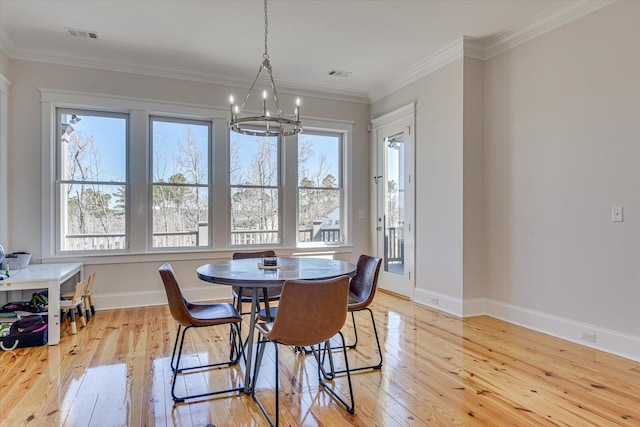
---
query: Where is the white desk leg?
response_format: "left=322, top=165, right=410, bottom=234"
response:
left=48, top=279, right=61, bottom=345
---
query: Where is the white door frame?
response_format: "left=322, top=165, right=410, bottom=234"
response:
left=371, top=104, right=415, bottom=299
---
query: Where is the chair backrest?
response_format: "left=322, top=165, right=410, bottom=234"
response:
left=349, top=255, right=382, bottom=308
left=85, top=272, right=96, bottom=295
left=232, top=250, right=276, bottom=260
left=70, top=280, right=87, bottom=305
left=232, top=250, right=279, bottom=298
left=266, top=276, right=349, bottom=347
left=158, top=263, right=194, bottom=327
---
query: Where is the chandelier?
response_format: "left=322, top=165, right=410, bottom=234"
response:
left=228, top=0, right=302, bottom=137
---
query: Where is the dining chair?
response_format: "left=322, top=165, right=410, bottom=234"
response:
left=325, top=254, right=383, bottom=375
left=60, top=280, right=87, bottom=334
left=159, top=263, right=244, bottom=403
left=232, top=250, right=281, bottom=321
left=251, top=276, right=354, bottom=427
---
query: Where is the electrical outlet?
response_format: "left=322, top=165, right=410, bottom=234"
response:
left=430, top=297, right=439, bottom=305
left=581, top=332, right=596, bottom=343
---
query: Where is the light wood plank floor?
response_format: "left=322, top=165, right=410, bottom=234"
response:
left=1, top=291, right=639, bottom=426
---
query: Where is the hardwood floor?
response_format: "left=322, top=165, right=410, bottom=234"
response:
left=1, top=291, right=639, bottom=426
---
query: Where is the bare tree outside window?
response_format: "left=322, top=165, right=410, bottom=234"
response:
left=58, top=110, right=127, bottom=252
left=297, top=133, right=343, bottom=244
left=151, top=118, right=210, bottom=248
left=229, top=133, right=279, bottom=245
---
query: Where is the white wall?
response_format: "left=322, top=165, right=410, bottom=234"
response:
left=372, top=2, right=640, bottom=359
left=371, top=59, right=465, bottom=307
left=3, top=59, right=371, bottom=307
left=484, top=1, right=640, bottom=338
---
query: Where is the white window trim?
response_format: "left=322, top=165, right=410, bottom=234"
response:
left=40, top=89, right=227, bottom=259
left=0, top=74, right=10, bottom=247
left=40, top=89, right=353, bottom=263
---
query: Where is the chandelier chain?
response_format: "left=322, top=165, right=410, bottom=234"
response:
left=263, top=0, right=269, bottom=60
left=228, top=0, right=301, bottom=136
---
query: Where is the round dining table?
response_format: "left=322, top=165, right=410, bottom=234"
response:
left=197, top=257, right=357, bottom=393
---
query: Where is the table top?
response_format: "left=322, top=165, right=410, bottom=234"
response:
left=0, top=262, right=83, bottom=285
left=197, top=257, right=356, bottom=287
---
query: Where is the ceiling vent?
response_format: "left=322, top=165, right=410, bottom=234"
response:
left=65, top=27, right=99, bottom=39
left=328, top=69, right=351, bottom=78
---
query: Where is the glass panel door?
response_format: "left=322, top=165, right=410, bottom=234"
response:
left=384, top=133, right=405, bottom=276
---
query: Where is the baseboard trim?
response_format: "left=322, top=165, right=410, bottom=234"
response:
left=485, top=299, right=640, bottom=362
left=93, top=287, right=232, bottom=311
left=414, top=288, right=463, bottom=317
left=413, top=291, right=639, bottom=362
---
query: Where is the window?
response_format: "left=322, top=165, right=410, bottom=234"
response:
left=229, top=133, right=280, bottom=246
left=57, top=109, right=128, bottom=252
left=150, top=117, right=211, bottom=248
left=43, top=90, right=352, bottom=257
left=297, top=132, right=343, bottom=245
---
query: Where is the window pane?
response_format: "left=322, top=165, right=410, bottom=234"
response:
left=152, top=120, right=209, bottom=184
left=60, top=113, right=127, bottom=182
left=298, top=189, right=341, bottom=243
left=151, top=117, right=211, bottom=249
left=152, top=185, right=209, bottom=248
left=298, top=134, right=340, bottom=188
left=230, top=187, right=279, bottom=245
left=60, top=183, right=126, bottom=251
left=230, top=134, right=278, bottom=186
left=297, top=132, right=343, bottom=245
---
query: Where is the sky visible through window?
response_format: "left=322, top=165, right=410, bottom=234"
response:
left=72, top=116, right=340, bottom=182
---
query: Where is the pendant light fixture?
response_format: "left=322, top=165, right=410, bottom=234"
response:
left=228, top=0, right=302, bottom=137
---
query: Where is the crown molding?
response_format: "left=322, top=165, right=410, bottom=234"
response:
left=483, top=0, right=616, bottom=59
left=368, top=0, right=615, bottom=102
left=0, top=73, right=10, bottom=94
left=1, top=1, right=616, bottom=105
left=0, top=23, right=17, bottom=58
left=1, top=19, right=368, bottom=105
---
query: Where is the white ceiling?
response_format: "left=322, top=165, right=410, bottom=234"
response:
left=1, top=0, right=594, bottom=101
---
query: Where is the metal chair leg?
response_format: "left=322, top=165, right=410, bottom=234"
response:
left=170, top=324, right=244, bottom=403
left=316, top=332, right=355, bottom=414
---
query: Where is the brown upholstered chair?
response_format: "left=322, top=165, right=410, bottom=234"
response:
left=327, top=254, right=383, bottom=375
left=159, top=263, right=243, bottom=403
left=232, top=250, right=281, bottom=321
left=251, top=276, right=354, bottom=426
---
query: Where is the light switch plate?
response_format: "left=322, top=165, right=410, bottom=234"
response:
left=358, top=210, right=366, bottom=219
left=612, top=206, right=623, bottom=222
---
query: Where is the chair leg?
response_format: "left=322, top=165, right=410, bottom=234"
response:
left=84, top=296, right=92, bottom=321
left=69, top=309, right=77, bottom=334
left=77, top=306, right=87, bottom=327
left=88, top=295, right=96, bottom=316
left=316, top=332, right=355, bottom=414
left=331, top=308, right=384, bottom=374
left=252, top=338, right=278, bottom=427
left=170, top=324, right=244, bottom=403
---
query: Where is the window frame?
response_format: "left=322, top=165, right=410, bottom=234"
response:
left=40, top=90, right=353, bottom=261
left=296, top=129, right=345, bottom=247
left=228, top=131, right=282, bottom=247
left=55, top=108, right=130, bottom=254
left=149, top=115, right=213, bottom=250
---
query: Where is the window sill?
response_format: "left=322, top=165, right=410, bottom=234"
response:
left=41, top=245, right=354, bottom=266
